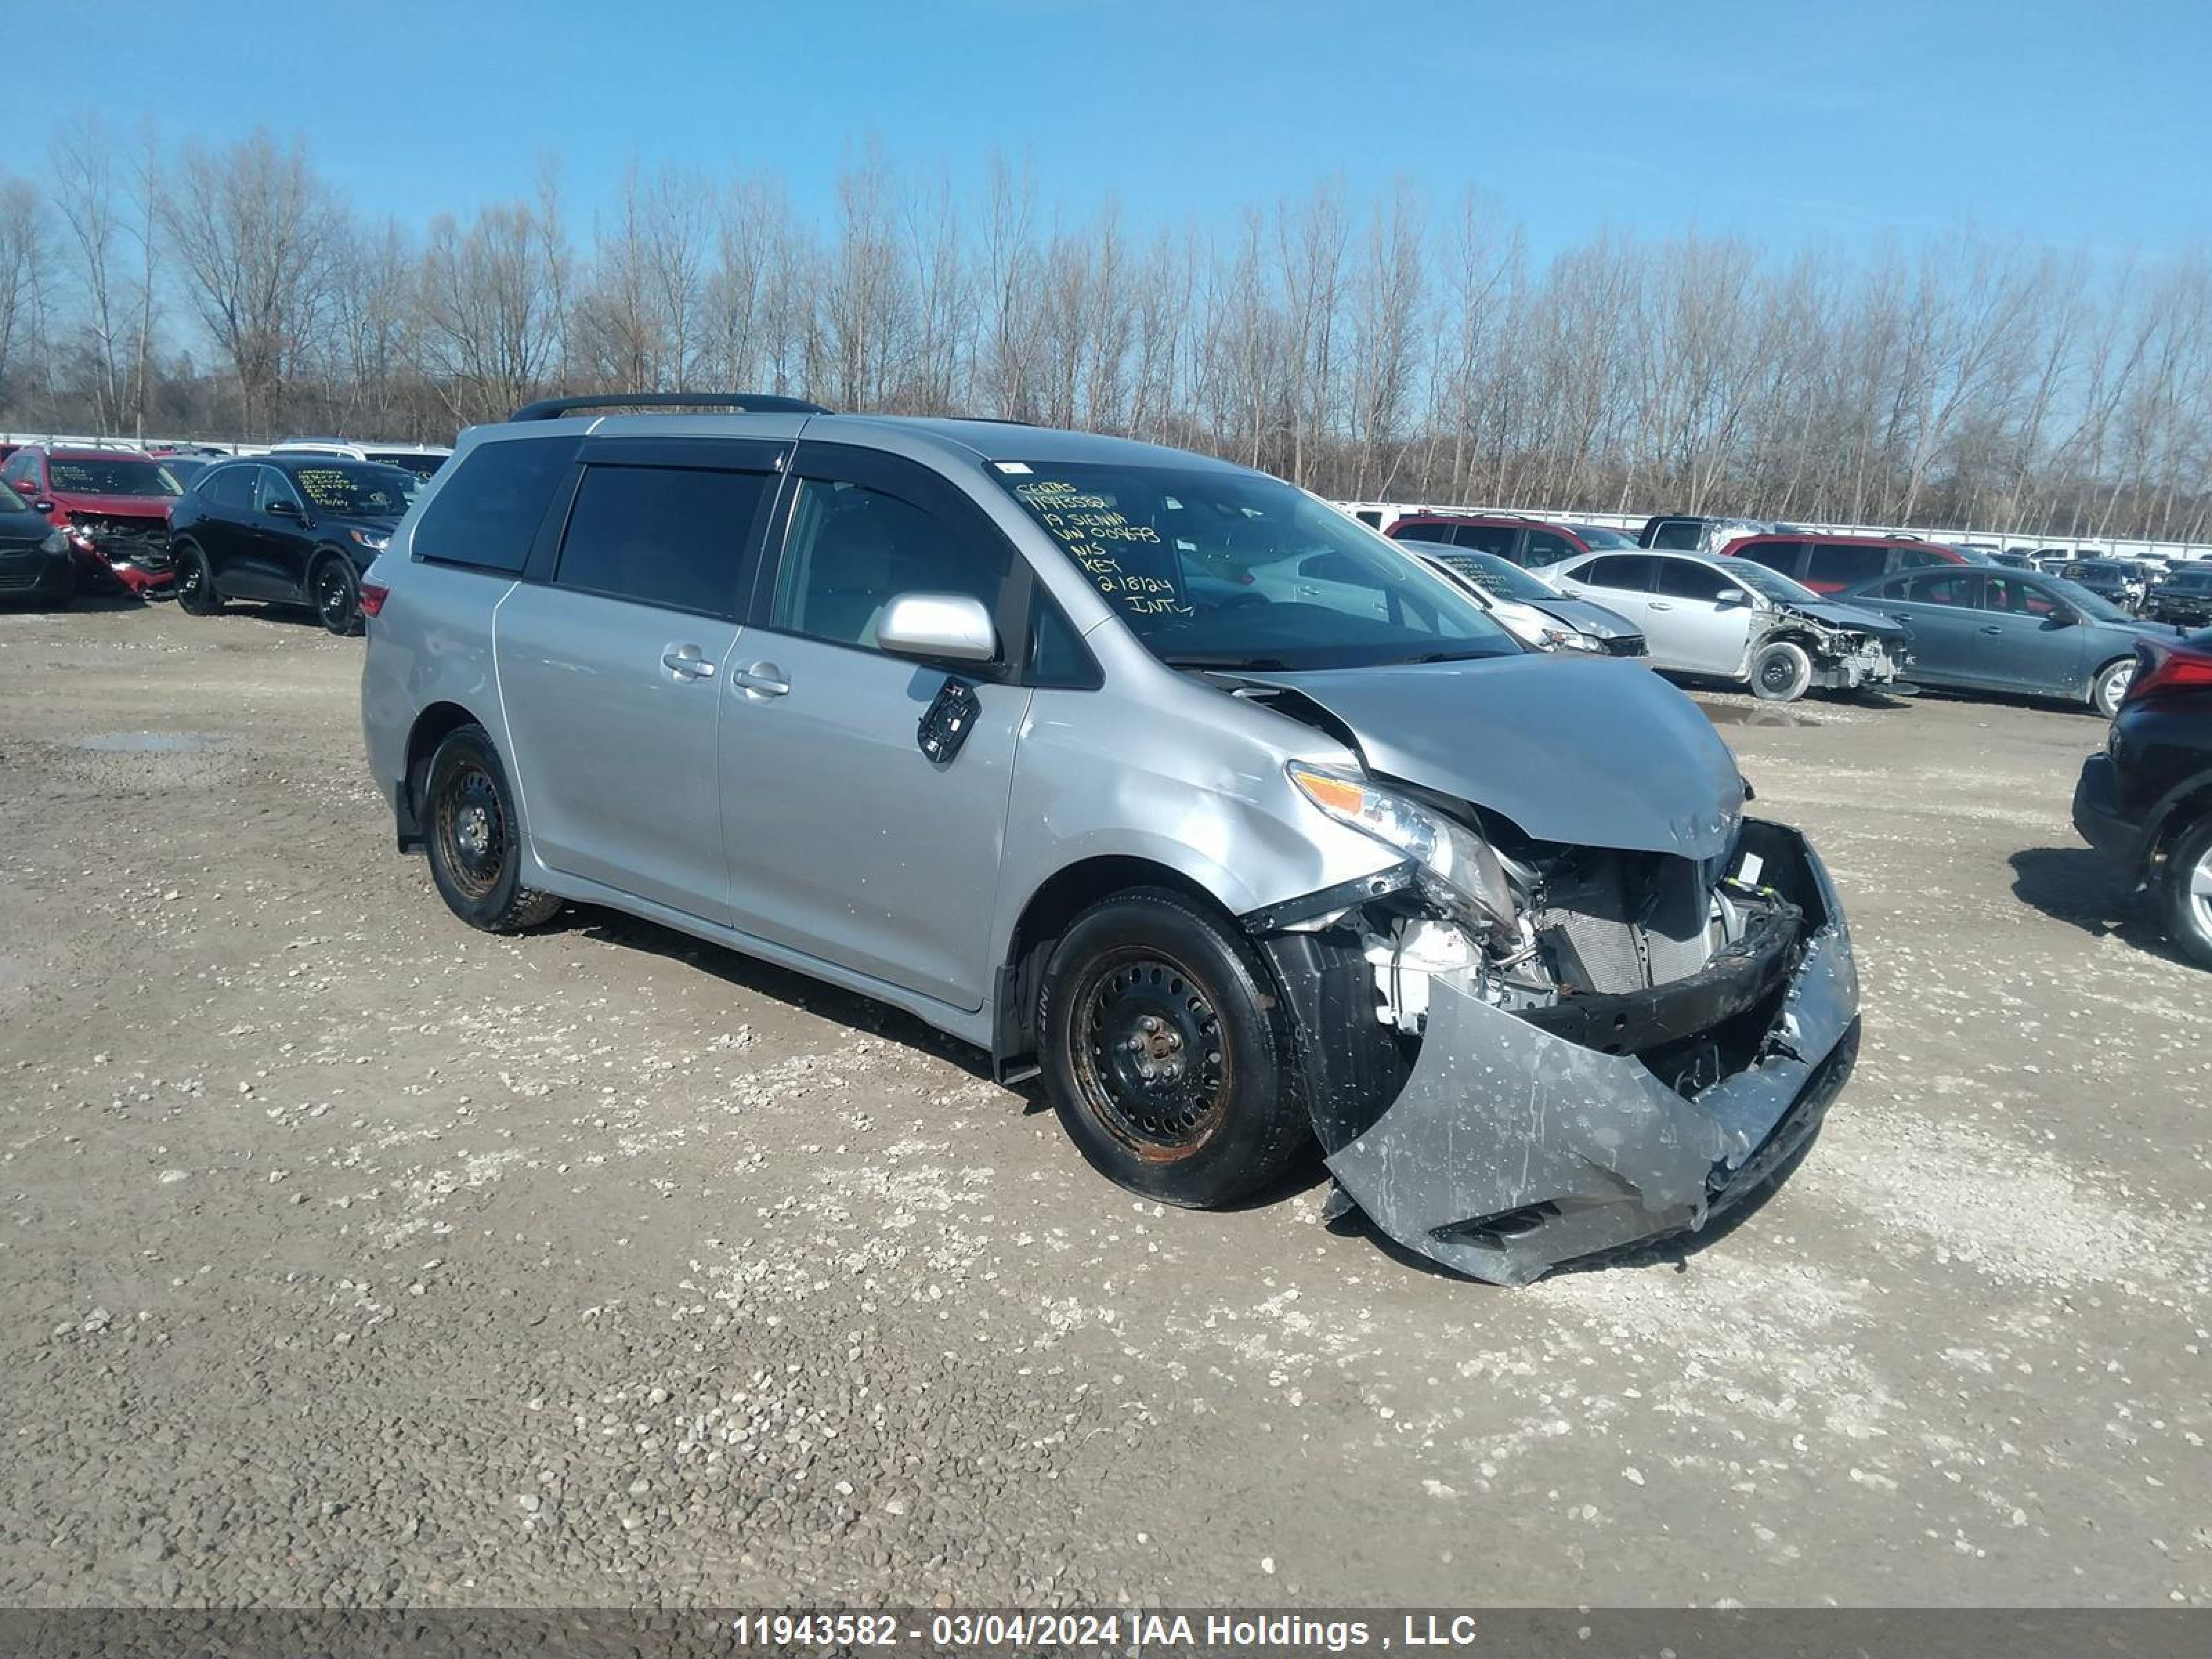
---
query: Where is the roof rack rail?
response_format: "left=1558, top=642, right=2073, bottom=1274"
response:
left=507, top=392, right=832, bottom=422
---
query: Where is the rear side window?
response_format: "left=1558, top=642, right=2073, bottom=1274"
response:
left=1649, top=521, right=1700, bottom=550
left=1581, top=555, right=1656, bottom=592
left=553, top=464, right=770, bottom=619
left=1807, top=543, right=1888, bottom=586
left=199, top=465, right=256, bottom=512
left=1895, top=545, right=1949, bottom=569
left=414, top=437, right=577, bottom=574
left=1523, top=529, right=1576, bottom=565
left=1733, top=539, right=1807, bottom=575
left=1452, top=524, right=1519, bottom=556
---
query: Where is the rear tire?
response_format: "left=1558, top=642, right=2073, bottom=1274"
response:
left=2090, top=657, right=2135, bottom=719
left=2157, top=816, right=2212, bottom=971
left=422, top=724, right=562, bottom=932
left=1038, top=887, right=1309, bottom=1208
left=310, top=554, right=360, bottom=636
left=1749, top=639, right=1812, bottom=702
left=174, top=543, right=221, bottom=616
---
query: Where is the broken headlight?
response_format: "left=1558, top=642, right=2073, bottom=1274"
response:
left=1539, top=626, right=1604, bottom=653
left=1288, top=761, right=1519, bottom=935
left=39, top=529, right=67, bottom=555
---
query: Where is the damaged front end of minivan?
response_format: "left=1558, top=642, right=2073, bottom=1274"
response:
left=1231, top=657, right=1859, bottom=1284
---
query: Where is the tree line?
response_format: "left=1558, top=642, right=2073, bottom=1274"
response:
left=1, top=125, right=2206, bottom=543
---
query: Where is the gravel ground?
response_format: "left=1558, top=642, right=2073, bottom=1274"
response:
left=1, top=597, right=2205, bottom=1609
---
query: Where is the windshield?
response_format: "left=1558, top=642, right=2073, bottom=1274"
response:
left=1732, top=562, right=1824, bottom=605
left=47, top=458, right=180, bottom=497
left=1567, top=524, right=1640, bottom=549
left=995, top=463, right=1519, bottom=671
left=2045, top=577, right=2131, bottom=623
left=1427, top=549, right=1561, bottom=603
left=290, top=462, right=418, bottom=518
left=2168, top=570, right=2212, bottom=591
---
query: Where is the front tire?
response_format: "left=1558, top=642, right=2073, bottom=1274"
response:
left=1038, top=888, right=1309, bottom=1208
left=2090, top=657, right=2135, bottom=719
left=174, top=543, right=222, bottom=616
left=1750, top=639, right=1812, bottom=702
left=310, top=554, right=360, bottom=635
left=422, top=724, right=562, bottom=932
left=2157, top=816, right=2212, bottom=971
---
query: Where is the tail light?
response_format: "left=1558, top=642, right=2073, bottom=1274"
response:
left=2123, top=637, right=2212, bottom=705
left=358, top=580, right=389, bottom=619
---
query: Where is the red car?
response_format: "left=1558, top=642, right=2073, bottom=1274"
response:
left=1384, top=512, right=1640, bottom=568
left=0, top=444, right=181, bottom=596
left=1721, top=532, right=1987, bottom=596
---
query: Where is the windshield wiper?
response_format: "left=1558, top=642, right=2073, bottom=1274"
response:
left=1162, top=654, right=1291, bottom=671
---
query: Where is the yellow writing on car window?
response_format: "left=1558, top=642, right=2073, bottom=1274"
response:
left=1017, top=480, right=1192, bottom=619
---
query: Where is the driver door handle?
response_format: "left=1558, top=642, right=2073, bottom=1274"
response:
left=1648, top=601, right=1674, bottom=611
left=662, top=646, right=716, bottom=679
left=1978, top=624, right=2003, bottom=635
left=734, top=661, right=790, bottom=697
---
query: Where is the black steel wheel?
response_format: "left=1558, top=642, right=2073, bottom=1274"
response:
left=422, top=724, right=562, bottom=932
left=1039, top=888, right=1309, bottom=1207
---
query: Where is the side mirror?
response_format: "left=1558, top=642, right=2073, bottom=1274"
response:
left=876, top=592, right=997, bottom=666
left=266, top=498, right=303, bottom=520
left=1714, top=588, right=1750, bottom=607
left=2049, top=608, right=2080, bottom=627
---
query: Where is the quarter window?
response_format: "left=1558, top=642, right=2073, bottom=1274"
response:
left=415, top=436, right=578, bottom=574
left=1523, top=530, right=1575, bottom=565
left=1648, top=521, right=1700, bottom=550
left=1451, top=524, right=1520, bottom=556
left=771, top=478, right=1009, bottom=652
left=1732, top=540, right=1808, bottom=576
left=553, top=464, right=769, bottom=618
left=1806, top=543, right=1888, bottom=586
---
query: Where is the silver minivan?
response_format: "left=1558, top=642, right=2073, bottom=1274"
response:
left=359, top=395, right=1860, bottom=1284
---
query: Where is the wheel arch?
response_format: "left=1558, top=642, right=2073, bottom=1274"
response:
left=2088, top=653, right=2137, bottom=707
left=991, top=854, right=1240, bottom=1080
left=2145, top=771, right=2212, bottom=870
left=397, top=700, right=491, bottom=851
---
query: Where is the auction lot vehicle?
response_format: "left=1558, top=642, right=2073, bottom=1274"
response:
left=2061, top=559, right=2143, bottom=611
left=0, top=443, right=181, bottom=596
left=1406, top=544, right=1647, bottom=656
left=361, top=395, right=1860, bottom=1284
left=272, top=439, right=453, bottom=482
left=0, top=482, right=76, bottom=607
left=2144, top=565, right=2212, bottom=629
left=1839, top=565, right=2175, bottom=718
left=1723, top=532, right=1987, bottom=594
left=2074, top=630, right=2212, bottom=968
left=170, top=455, right=417, bottom=634
left=1638, top=514, right=1783, bottom=552
left=1383, top=512, right=1602, bottom=570
left=1534, top=547, right=1909, bottom=702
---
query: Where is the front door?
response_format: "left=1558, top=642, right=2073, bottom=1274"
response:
left=1976, top=574, right=2089, bottom=691
left=720, top=446, right=1029, bottom=1011
left=1649, top=558, right=1756, bottom=675
left=496, top=451, right=778, bottom=923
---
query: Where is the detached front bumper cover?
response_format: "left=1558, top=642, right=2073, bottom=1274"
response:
left=1268, top=819, right=1859, bottom=1284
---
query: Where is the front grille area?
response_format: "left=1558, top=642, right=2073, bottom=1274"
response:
left=1530, top=853, right=1715, bottom=995
left=70, top=514, right=171, bottom=569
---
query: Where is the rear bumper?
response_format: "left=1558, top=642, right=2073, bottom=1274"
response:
left=1300, top=820, right=1859, bottom=1285
left=2072, top=752, right=2143, bottom=872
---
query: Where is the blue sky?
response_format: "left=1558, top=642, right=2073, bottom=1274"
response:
left=43, top=0, right=2212, bottom=260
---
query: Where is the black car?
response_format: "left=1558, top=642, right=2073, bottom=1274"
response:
left=2059, top=559, right=2139, bottom=610
left=2144, top=564, right=2212, bottom=629
left=0, top=480, right=75, bottom=607
left=169, top=456, right=417, bottom=634
left=2074, top=628, right=2212, bottom=968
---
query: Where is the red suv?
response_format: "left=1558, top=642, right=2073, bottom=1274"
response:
left=0, top=445, right=182, bottom=596
left=1721, top=532, right=1986, bottom=595
left=1385, top=513, right=1639, bottom=568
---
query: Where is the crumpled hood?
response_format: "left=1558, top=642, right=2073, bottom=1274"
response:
left=1528, top=595, right=1643, bottom=639
left=1243, top=653, right=1745, bottom=859
left=58, top=493, right=175, bottom=523
left=1785, top=600, right=1910, bottom=642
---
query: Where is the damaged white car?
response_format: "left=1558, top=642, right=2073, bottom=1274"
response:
left=363, top=403, right=1860, bottom=1284
left=1535, top=547, right=1911, bottom=702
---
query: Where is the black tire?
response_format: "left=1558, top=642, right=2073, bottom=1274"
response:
left=310, top=553, right=360, bottom=636
left=1038, top=887, right=1309, bottom=1208
left=2157, top=816, right=2212, bottom=972
left=174, top=542, right=222, bottom=616
left=2090, top=657, right=2135, bottom=719
left=422, top=724, right=562, bottom=932
left=1749, top=639, right=1813, bottom=702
